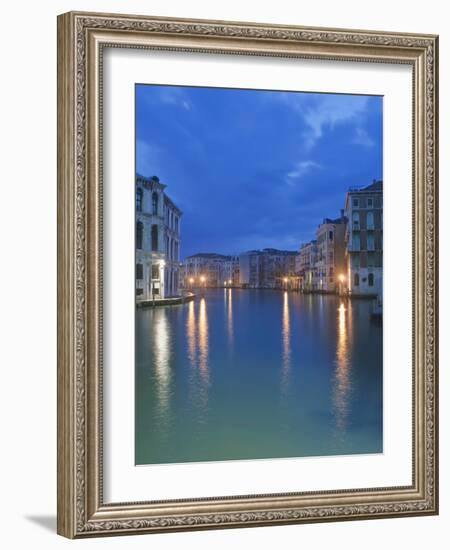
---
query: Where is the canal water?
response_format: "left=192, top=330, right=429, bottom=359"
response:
left=135, top=289, right=383, bottom=465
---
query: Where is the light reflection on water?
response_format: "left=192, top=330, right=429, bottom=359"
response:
left=151, top=309, right=172, bottom=430
left=136, top=289, right=382, bottom=465
left=281, top=291, right=291, bottom=394
left=226, top=288, right=234, bottom=346
left=333, top=302, right=352, bottom=436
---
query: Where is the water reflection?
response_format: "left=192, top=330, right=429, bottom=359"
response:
left=333, top=301, right=352, bottom=436
left=152, top=309, right=172, bottom=422
left=281, top=291, right=291, bottom=392
left=198, top=298, right=210, bottom=383
left=185, top=298, right=210, bottom=417
left=186, top=299, right=197, bottom=367
left=226, top=289, right=234, bottom=346
left=136, top=290, right=382, bottom=465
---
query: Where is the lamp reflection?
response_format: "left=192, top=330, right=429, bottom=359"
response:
left=186, top=299, right=196, bottom=367
left=153, top=309, right=172, bottom=422
left=281, top=291, right=291, bottom=392
left=227, top=289, right=233, bottom=346
left=198, top=298, right=210, bottom=384
left=333, top=301, right=352, bottom=435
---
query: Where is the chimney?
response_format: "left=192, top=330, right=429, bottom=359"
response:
left=340, top=208, right=345, bottom=220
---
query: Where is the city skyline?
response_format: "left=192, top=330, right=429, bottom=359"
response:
left=136, top=84, right=383, bottom=259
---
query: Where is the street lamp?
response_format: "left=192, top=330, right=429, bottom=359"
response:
left=200, top=275, right=206, bottom=294
left=283, top=276, right=289, bottom=291
left=189, top=277, right=194, bottom=290
left=228, top=279, right=232, bottom=286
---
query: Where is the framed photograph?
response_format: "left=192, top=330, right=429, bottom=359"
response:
left=57, top=11, right=439, bottom=538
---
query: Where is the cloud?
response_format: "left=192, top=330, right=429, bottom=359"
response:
left=352, top=127, right=375, bottom=148
left=277, top=92, right=370, bottom=150
left=159, top=88, right=192, bottom=111
left=286, top=160, right=321, bottom=182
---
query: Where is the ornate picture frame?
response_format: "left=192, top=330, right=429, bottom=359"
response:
left=57, top=11, right=438, bottom=538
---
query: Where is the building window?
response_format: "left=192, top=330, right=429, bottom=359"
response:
left=136, top=222, right=143, bottom=250
left=368, top=273, right=374, bottom=287
left=136, top=188, right=143, bottom=212
left=352, top=210, right=360, bottom=229
left=175, top=216, right=179, bottom=233
left=367, top=211, right=374, bottom=230
left=367, top=233, right=375, bottom=251
left=329, top=230, right=333, bottom=241
left=136, top=288, right=143, bottom=296
left=151, top=264, right=159, bottom=280
left=354, top=273, right=360, bottom=286
left=352, top=233, right=360, bottom=251
left=367, top=198, right=373, bottom=207
left=353, top=198, right=359, bottom=207
left=151, top=225, right=158, bottom=251
left=152, top=192, right=159, bottom=215
left=136, top=263, right=143, bottom=280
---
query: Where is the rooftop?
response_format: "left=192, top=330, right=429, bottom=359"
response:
left=348, top=179, right=383, bottom=193
left=186, top=253, right=233, bottom=260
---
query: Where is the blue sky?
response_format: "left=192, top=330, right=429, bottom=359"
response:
left=136, top=84, right=382, bottom=259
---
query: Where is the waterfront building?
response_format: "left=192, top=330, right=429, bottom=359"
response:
left=344, top=180, right=383, bottom=297
left=135, top=174, right=182, bottom=301
left=296, top=240, right=319, bottom=291
left=315, top=213, right=347, bottom=293
left=239, top=248, right=298, bottom=289
left=182, top=253, right=238, bottom=287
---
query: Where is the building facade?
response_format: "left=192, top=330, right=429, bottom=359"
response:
left=135, top=175, right=182, bottom=301
left=344, top=180, right=383, bottom=297
left=181, top=253, right=238, bottom=288
left=296, top=240, right=319, bottom=291
left=315, top=214, right=347, bottom=292
left=239, top=248, right=298, bottom=289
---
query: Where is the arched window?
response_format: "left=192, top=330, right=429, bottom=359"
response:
left=354, top=273, right=360, bottom=286
left=367, top=211, right=374, bottom=230
left=352, top=210, right=360, bottom=228
left=152, top=192, right=159, bottom=215
left=136, top=188, right=143, bottom=212
left=151, top=225, right=158, bottom=251
left=368, top=273, right=374, bottom=287
left=136, top=222, right=143, bottom=250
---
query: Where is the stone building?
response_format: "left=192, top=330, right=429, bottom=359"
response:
left=182, top=253, right=238, bottom=287
left=239, top=248, right=298, bottom=289
left=315, top=213, right=347, bottom=292
left=296, top=240, right=319, bottom=291
left=344, top=180, right=383, bottom=297
left=135, top=174, right=182, bottom=301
